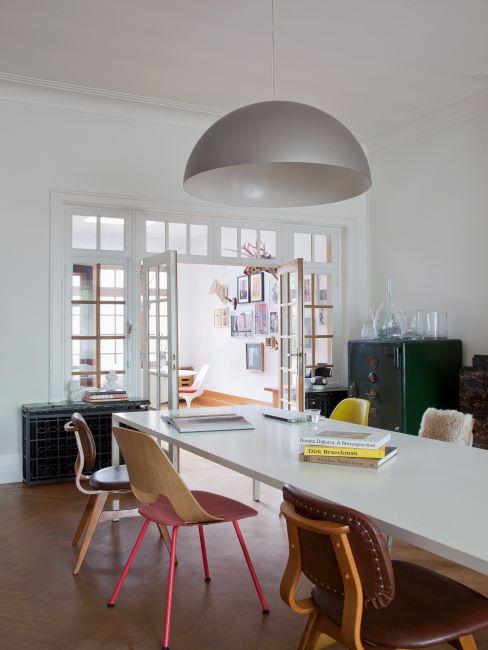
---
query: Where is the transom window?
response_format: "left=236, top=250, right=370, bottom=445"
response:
left=145, top=218, right=208, bottom=256
left=71, top=263, right=126, bottom=388
left=72, top=214, right=125, bottom=251
left=220, top=225, right=277, bottom=259
left=293, top=232, right=331, bottom=263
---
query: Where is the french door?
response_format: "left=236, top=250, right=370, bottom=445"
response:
left=142, top=251, right=179, bottom=410
left=278, top=258, right=304, bottom=411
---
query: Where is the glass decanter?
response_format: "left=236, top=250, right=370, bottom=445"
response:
left=374, top=279, right=404, bottom=339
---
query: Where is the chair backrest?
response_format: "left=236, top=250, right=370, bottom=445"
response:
left=330, top=398, right=370, bottom=426
left=65, top=412, right=97, bottom=473
left=112, top=426, right=222, bottom=524
left=282, top=484, right=395, bottom=609
left=192, top=364, right=210, bottom=391
left=419, top=408, right=473, bottom=445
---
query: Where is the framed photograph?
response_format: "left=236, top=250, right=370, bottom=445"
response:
left=249, top=272, right=265, bottom=302
left=230, top=312, right=238, bottom=337
left=237, top=310, right=253, bottom=337
left=304, top=275, right=312, bottom=304
left=221, top=307, right=229, bottom=327
left=214, top=308, right=222, bottom=327
left=254, top=303, right=268, bottom=335
left=269, top=310, right=278, bottom=334
left=237, top=275, right=250, bottom=303
left=269, top=277, right=278, bottom=306
left=246, top=342, right=264, bottom=372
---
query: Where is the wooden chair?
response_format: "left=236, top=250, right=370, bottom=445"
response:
left=107, top=426, right=269, bottom=650
left=65, top=413, right=172, bottom=575
left=280, top=484, right=488, bottom=650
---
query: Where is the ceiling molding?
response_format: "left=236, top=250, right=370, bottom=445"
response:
left=367, top=78, right=488, bottom=151
left=0, top=72, right=226, bottom=117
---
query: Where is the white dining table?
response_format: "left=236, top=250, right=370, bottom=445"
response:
left=112, top=405, right=488, bottom=575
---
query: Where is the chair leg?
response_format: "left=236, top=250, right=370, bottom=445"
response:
left=298, top=608, right=321, bottom=650
left=107, top=518, right=151, bottom=606
left=198, top=524, right=211, bottom=581
left=232, top=521, right=269, bottom=613
left=450, top=636, right=478, bottom=650
left=72, top=494, right=96, bottom=546
left=158, top=525, right=178, bottom=565
left=73, top=492, right=108, bottom=575
left=162, top=526, right=179, bottom=650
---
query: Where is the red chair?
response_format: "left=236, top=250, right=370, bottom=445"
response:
left=107, top=426, right=269, bottom=650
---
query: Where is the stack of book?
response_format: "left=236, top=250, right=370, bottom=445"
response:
left=299, top=429, right=397, bottom=469
left=83, top=390, right=128, bottom=403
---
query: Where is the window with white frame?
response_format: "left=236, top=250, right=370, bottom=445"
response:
left=59, top=204, right=343, bottom=398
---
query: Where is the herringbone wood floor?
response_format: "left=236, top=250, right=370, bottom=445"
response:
left=1, top=452, right=487, bottom=650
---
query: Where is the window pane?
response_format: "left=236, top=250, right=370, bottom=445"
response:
left=148, top=302, right=157, bottom=336
left=149, top=338, right=157, bottom=371
left=159, top=339, right=168, bottom=372
left=100, top=217, right=124, bottom=251
left=315, top=338, right=333, bottom=366
left=221, top=226, right=237, bottom=257
left=73, top=339, right=96, bottom=373
left=189, top=224, right=208, bottom=256
left=72, top=215, right=96, bottom=249
left=73, top=374, right=96, bottom=388
left=72, top=304, right=96, bottom=336
left=313, top=234, right=331, bottom=263
left=259, top=230, right=276, bottom=258
left=72, top=264, right=95, bottom=300
left=168, top=222, right=187, bottom=254
left=241, top=228, right=257, bottom=257
left=100, top=265, right=125, bottom=301
left=315, top=307, right=332, bottom=336
left=315, top=274, right=332, bottom=305
left=100, top=338, right=124, bottom=371
left=294, top=233, right=311, bottom=261
left=100, top=303, right=125, bottom=335
left=146, top=220, right=165, bottom=253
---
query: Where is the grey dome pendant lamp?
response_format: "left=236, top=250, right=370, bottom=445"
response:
left=183, top=1, right=371, bottom=208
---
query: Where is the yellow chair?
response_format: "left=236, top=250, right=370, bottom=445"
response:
left=330, top=397, right=370, bottom=426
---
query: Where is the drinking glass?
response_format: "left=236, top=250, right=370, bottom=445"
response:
left=360, top=323, right=375, bottom=339
left=425, top=311, right=448, bottom=339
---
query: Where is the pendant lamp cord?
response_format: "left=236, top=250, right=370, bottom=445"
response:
left=271, top=0, right=276, bottom=99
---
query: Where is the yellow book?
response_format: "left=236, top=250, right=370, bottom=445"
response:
left=303, top=445, right=386, bottom=459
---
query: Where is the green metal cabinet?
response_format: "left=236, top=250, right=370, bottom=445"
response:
left=348, top=339, right=462, bottom=435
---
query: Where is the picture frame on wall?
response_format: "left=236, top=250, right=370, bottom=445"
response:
left=249, top=272, right=265, bottom=302
left=214, top=308, right=222, bottom=328
left=237, top=310, right=253, bottom=337
left=254, top=303, right=268, bottom=335
left=246, top=342, right=264, bottom=372
left=269, top=277, right=278, bottom=306
left=237, top=275, right=250, bottom=303
left=230, top=312, right=238, bottom=337
left=269, top=310, right=278, bottom=334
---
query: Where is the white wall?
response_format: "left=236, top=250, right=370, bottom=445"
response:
left=369, top=109, right=488, bottom=364
left=178, top=263, right=277, bottom=402
left=0, top=79, right=368, bottom=483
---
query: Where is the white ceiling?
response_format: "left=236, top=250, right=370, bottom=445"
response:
left=1, top=0, right=488, bottom=140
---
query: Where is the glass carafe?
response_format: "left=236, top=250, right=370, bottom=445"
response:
left=374, top=279, right=404, bottom=339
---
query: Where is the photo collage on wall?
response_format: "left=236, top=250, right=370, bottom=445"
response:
left=212, top=271, right=279, bottom=372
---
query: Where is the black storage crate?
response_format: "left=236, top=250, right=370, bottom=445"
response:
left=305, top=387, right=348, bottom=416
left=22, top=399, right=149, bottom=486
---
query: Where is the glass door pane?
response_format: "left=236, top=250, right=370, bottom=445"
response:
left=278, top=258, right=304, bottom=411
left=143, top=251, right=178, bottom=409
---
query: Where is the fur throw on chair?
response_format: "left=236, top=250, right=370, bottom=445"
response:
left=419, top=408, right=473, bottom=446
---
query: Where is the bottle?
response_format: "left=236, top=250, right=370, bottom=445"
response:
left=374, top=279, right=404, bottom=339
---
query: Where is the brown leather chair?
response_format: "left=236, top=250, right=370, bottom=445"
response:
left=65, top=413, right=172, bottom=574
left=280, top=484, right=488, bottom=650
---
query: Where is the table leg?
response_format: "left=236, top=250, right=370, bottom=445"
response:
left=168, top=443, right=180, bottom=473
left=252, top=479, right=260, bottom=502
left=111, top=415, right=120, bottom=520
left=313, top=633, right=336, bottom=649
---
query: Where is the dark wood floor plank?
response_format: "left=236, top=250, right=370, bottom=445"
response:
left=0, top=451, right=486, bottom=649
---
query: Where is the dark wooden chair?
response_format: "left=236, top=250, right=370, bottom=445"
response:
left=280, top=484, right=488, bottom=650
left=65, top=413, right=172, bottom=574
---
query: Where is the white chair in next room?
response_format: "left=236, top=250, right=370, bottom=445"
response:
left=179, top=364, right=210, bottom=408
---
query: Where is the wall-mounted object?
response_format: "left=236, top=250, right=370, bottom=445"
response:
left=246, top=343, right=264, bottom=372
left=209, top=279, right=232, bottom=304
left=214, top=307, right=229, bottom=328
left=269, top=311, right=278, bottom=334
left=249, top=272, right=265, bottom=302
left=254, top=303, right=268, bottom=335
left=237, top=275, right=250, bottom=303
